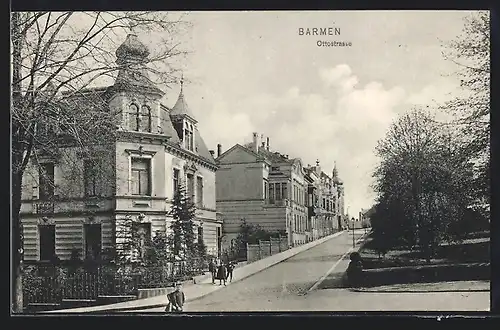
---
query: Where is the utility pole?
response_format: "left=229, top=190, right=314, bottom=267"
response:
left=352, top=217, right=355, bottom=248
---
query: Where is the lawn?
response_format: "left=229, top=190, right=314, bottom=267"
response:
left=355, top=231, right=490, bottom=288
left=359, top=230, right=490, bottom=269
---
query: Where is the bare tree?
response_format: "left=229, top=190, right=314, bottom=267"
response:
left=440, top=11, right=490, bottom=205
left=11, top=11, right=190, bottom=313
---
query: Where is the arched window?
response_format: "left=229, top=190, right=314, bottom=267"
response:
left=140, top=105, right=152, bottom=132
left=129, top=104, right=139, bottom=131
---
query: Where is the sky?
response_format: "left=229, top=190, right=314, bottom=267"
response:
left=160, top=10, right=477, bottom=217
left=63, top=10, right=479, bottom=217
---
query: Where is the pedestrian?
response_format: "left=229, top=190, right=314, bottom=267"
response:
left=165, top=282, right=185, bottom=313
left=346, top=252, right=364, bottom=288
left=225, top=261, right=234, bottom=283
left=215, top=260, right=227, bottom=286
left=208, top=258, right=216, bottom=284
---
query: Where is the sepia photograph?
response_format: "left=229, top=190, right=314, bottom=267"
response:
left=10, top=10, right=491, bottom=314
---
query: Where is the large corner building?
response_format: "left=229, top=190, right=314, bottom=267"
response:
left=20, top=34, right=222, bottom=263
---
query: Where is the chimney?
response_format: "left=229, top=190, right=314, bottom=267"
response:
left=217, top=144, right=222, bottom=157
left=261, top=142, right=265, bottom=148
left=266, top=137, right=270, bottom=151
left=209, top=150, right=215, bottom=157
left=252, top=132, right=259, bottom=153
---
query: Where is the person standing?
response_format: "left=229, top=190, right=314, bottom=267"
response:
left=215, top=260, right=227, bottom=286
left=208, top=258, right=216, bottom=284
left=225, top=261, right=234, bottom=283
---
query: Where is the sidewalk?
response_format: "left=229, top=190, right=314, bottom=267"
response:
left=45, top=231, right=347, bottom=313
left=351, top=280, right=490, bottom=293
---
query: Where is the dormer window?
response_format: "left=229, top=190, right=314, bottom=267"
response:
left=128, top=103, right=153, bottom=133
left=129, top=104, right=140, bottom=131
left=140, top=105, right=152, bottom=132
left=184, top=121, right=195, bottom=152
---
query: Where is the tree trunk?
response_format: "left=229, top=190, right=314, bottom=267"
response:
left=11, top=170, right=24, bottom=313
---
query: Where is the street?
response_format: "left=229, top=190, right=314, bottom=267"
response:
left=127, top=228, right=488, bottom=313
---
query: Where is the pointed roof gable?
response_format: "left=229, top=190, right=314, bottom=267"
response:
left=170, top=77, right=197, bottom=123
left=217, top=144, right=266, bottom=164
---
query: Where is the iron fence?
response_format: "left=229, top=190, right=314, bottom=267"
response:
left=22, top=258, right=208, bottom=307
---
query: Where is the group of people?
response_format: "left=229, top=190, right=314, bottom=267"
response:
left=208, top=258, right=235, bottom=286
left=165, top=258, right=236, bottom=313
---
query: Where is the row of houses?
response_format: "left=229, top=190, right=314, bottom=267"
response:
left=215, top=133, right=346, bottom=250
left=18, top=34, right=346, bottom=264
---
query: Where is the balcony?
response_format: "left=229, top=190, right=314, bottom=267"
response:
left=34, top=201, right=55, bottom=214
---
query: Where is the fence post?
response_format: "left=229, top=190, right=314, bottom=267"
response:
left=246, top=243, right=249, bottom=261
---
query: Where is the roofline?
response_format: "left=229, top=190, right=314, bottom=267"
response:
left=217, top=143, right=271, bottom=165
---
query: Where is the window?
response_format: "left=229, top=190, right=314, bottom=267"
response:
left=186, top=174, right=194, bottom=201
left=184, top=122, right=195, bottom=152
left=264, top=181, right=268, bottom=199
left=308, top=193, right=313, bottom=207
left=197, top=226, right=204, bottom=245
left=269, top=183, right=275, bottom=202
left=217, top=226, right=222, bottom=254
left=282, top=183, right=287, bottom=200
left=275, top=183, right=282, bottom=200
left=39, top=225, right=56, bottom=261
left=196, top=176, right=203, bottom=207
left=271, top=166, right=279, bottom=172
left=39, top=163, right=55, bottom=200
left=84, top=223, right=102, bottom=260
left=140, top=105, right=152, bottom=132
left=132, top=222, right=151, bottom=261
left=173, top=168, right=180, bottom=196
left=129, top=104, right=140, bottom=131
left=131, top=158, right=151, bottom=196
left=84, top=159, right=101, bottom=197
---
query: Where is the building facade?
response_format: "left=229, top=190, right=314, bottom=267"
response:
left=304, top=161, right=343, bottom=240
left=216, top=133, right=309, bottom=247
left=328, top=163, right=347, bottom=230
left=20, top=34, right=221, bottom=263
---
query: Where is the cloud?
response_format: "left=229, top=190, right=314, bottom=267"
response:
left=319, top=64, right=359, bottom=93
left=195, top=64, right=458, bottom=215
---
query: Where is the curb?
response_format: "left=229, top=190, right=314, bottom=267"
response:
left=46, top=231, right=347, bottom=313
left=350, top=288, right=490, bottom=293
